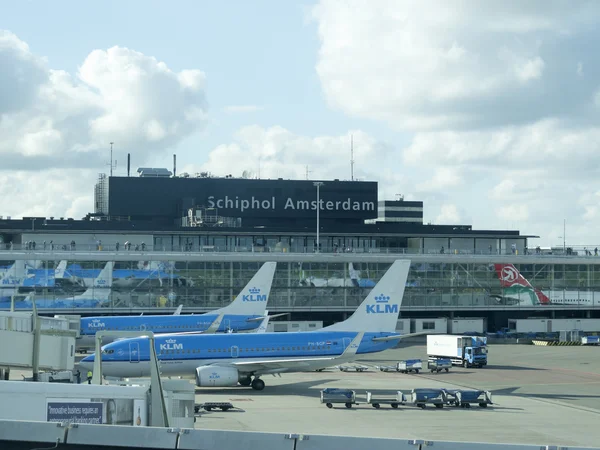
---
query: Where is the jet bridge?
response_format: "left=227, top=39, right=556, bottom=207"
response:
left=0, top=310, right=77, bottom=378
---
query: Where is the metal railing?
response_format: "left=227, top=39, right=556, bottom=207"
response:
left=3, top=242, right=600, bottom=257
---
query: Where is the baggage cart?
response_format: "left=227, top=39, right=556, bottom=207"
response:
left=397, top=359, right=422, bottom=374
left=443, top=389, right=493, bottom=408
left=582, top=336, right=600, bottom=345
left=428, top=358, right=452, bottom=373
left=196, top=402, right=235, bottom=412
left=366, top=391, right=406, bottom=409
left=338, top=364, right=369, bottom=372
left=320, top=388, right=357, bottom=409
left=377, top=365, right=398, bottom=372
left=410, top=388, right=447, bottom=409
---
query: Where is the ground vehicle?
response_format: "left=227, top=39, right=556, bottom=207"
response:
left=397, top=359, right=422, bottom=373
left=427, top=335, right=488, bottom=368
left=427, top=358, right=451, bottom=373
left=320, top=388, right=357, bottom=409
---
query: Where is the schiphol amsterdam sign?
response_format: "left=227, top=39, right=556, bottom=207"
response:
left=207, top=196, right=376, bottom=213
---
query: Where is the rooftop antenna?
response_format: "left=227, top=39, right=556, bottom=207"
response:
left=107, top=142, right=117, bottom=176
left=305, top=165, right=312, bottom=180
left=350, top=134, right=355, bottom=181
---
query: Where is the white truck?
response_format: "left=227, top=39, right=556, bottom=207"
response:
left=427, top=335, right=488, bottom=368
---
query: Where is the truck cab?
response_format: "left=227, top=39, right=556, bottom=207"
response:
left=463, top=344, right=487, bottom=367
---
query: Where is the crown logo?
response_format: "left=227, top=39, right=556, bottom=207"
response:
left=165, top=338, right=176, bottom=344
left=249, top=287, right=260, bottom=294
left=375, top=294, right=390, bottom=303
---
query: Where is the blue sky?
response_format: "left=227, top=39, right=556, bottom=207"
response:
left=2, top=1, right=600, bottom=247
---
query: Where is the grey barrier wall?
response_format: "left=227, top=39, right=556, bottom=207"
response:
left=0, top=420, right=598, bottom=450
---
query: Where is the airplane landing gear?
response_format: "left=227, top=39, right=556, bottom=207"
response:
left=251, top=378, right=265, bottom=391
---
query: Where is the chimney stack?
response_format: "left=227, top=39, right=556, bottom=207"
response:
left=127, top=153, right=131, bottom=177
left=173, top=154, right=177, bottom=177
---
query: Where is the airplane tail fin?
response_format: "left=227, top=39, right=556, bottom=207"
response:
left=348, top=262, right=360, bottom=281
left=493, top=264, right=550, bottom=305
left=54, top=261, right=67, bottom=279
left=78, top=262, right=113, bottom=301
left=321, top=260, right=410, bottom=333
left=173, top=304, right=183, bottom=315
left=214, top=262, right=277, bottom=316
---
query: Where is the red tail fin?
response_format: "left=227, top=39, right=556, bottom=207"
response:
left=494, top=264, right=532, bottom=288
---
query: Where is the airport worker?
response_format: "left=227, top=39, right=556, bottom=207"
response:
left=87, top=370, right=93, bottom=384
left=75, top=370, right=81, bottom=384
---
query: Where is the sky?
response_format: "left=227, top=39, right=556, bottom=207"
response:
left=2, top=0, right=600, bottom=247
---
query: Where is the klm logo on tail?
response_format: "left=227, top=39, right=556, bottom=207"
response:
left=243, top=287, right=267, bottom=302
left=366, top=294, right=398, bottom=314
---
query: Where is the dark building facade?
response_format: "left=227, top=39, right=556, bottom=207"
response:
left=0, top=172, right=535, bottom=254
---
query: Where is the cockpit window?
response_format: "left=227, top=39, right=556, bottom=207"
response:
left=102, top=349, right=115, bottom=354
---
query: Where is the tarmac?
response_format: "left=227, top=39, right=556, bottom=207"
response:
left=6, top=343, right=600, bottom=447
left=187, top=344, right=600, bottom=447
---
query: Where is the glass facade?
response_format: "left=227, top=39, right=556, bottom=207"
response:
left=2, top=258, right=600, bottom=313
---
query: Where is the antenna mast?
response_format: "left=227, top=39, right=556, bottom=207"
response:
left=107, top=142, right=117, bottom=177
left=305, top=165, right=312, bottom=180
left=350, top=134, right=354, bottom=181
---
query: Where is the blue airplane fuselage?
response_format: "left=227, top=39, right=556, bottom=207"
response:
left=80, top=330, right=399, bottom=378
left=80, top=313, right=263, bottom=337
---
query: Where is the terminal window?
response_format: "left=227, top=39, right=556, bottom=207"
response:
left=422, top=322, right=435, bottom=330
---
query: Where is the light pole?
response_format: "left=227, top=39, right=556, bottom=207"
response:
left=313, top=182, right=324, bottom=252
left=558, top=218, right=566, bottom=255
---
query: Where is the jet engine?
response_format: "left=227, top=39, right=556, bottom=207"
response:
left=195, top=366, right=240, bottom=387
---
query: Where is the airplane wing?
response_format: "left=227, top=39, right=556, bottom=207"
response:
left=173, top=304, right=183, bottom=315
left=371, top=332, right=429, bottom=342
left=208, top=332, right=364, bottom=374
left=246, top=312, right=287, bottom=322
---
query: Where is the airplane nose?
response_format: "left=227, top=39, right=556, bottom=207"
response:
left=78, top=355, right=94, bottom=371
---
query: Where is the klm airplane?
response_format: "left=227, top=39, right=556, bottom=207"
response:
left=0, top=262, right=113, bottom=310
left=80, top=260, right=413, bottom=391
left=76, top=262, right=278, bottom=350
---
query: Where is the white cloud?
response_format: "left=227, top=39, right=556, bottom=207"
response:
left=436, top=204, right=461, bottom=224
left=311, top=1, right=600, bottom=245
left=312, top=0, right=600, bottom=131
left=223, top=105, right=264, bottom=113
left=0, top=30, right=208, bottom=219
left=0, top=169, right=97, bottom=220
left=0, top=30, right=208, bottom=170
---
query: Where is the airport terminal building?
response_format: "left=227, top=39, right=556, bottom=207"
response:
left=1, top=170, right=600, bottom=331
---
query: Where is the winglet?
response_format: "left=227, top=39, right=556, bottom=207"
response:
left=255, top=315, right=270, bottom=333
left=213, top=262, right=277, bottom=316
left=339, top=332, right=364, bottom=357
left=203, top=313, right=225, bottom=334
left=321, top=260, right=410, bottom=333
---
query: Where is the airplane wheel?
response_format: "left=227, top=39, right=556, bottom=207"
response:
left=251, top=378, right=265, bottom=391
left=239, top=377, right=252, bottom=387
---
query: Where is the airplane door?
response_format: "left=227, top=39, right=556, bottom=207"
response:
left=230, top=346, right=239, bottom=358
left=343, top=338, right=351, bottom=350
left=129, top=342, right=140, bottom=363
